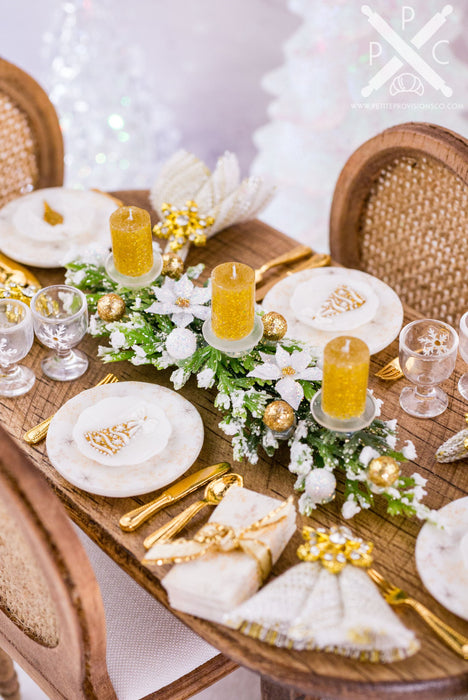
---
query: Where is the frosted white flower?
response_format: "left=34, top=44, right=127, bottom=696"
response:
left=385, top=419, right=398, bottom=431
left=368, top=390, right=383, bottom=417
left=385, top=433, right=397, bottom=449
left=68, top=269, right=86, bottom=285
left=130, top=345, right=147, bottom=365
left=215, top=392, right=230, bottom=410
left=358, top=446, right=380, bottom=466
left=248, top=345, right=322, bottom=410
left=402, top=440, right=417, bottom=461
left=109, top=330, right=126, bottom=349
left=219, top=419, right=239, bottom=436
left=171, top=367, right=190, bottom=390
left=134, top=297, right=142, bottom=309
left=146, top=275, right=211, bottom=327
left=342, top=498, right=361, bottom=519
left=197, top=367, right=215, bottom=389
left=412, top=472, right=427, bottom=486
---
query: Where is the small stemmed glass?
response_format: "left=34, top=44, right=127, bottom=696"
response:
left=458, top=311, right=468, bottom=400
left=0, top=299, right=35, bottom=396
left=31, top=285, right=88, bottom=381
left=399, top=318, right=458, bottom=418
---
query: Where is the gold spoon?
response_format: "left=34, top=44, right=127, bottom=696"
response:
left=143, top=473, right=243, bottom=549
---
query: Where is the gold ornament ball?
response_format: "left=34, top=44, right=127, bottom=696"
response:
left=97, top=293, right=126, bottom=322
left=161, top=252, right=184, bottom=279
left=368, top=456, right=401, bottom=487
left=262, top=311, right=288, bottom=342
left=263, top=400, right=295, bottom=432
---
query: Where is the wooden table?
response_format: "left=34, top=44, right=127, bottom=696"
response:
left=2, top=190, right=468, bottom=700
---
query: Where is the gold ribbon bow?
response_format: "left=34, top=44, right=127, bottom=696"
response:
left=143, top=496, right=293, bottom=582
left=297, top=525, right=373, bottom=574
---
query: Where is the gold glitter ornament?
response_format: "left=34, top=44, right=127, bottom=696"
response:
left=368, top=456, right=400, bottom=487
left=161, top=252, right=184, bottom=279
left=262, top=311, right=287, bottom=342
left=97, top=293, right=126, bottom=322
left=153, top=200, right=214, bottom=253
left=263, top=400, right=295, bottom=432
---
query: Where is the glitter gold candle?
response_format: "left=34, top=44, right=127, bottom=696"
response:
left=211, top=262, right=255, bottom=340
left=321, top=336, right=370, bottom=420
left=110, top=206, right=153, bottom=277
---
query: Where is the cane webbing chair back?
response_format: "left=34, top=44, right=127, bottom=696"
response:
left=330, top=123, right=468, bottom=326
left=0, top=57, right=64, bottom=208
left=0, top=426, right=116, bottom=700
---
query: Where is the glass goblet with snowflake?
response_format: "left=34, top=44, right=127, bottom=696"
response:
left=31, top=285, right=88, bottom=381
left=399, top=319, right=458, bottom=418
left=0, top=299, right=35, bottom=396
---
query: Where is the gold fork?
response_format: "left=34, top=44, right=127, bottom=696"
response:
left=23, top=373, right=120, bottom=445
left=254, top=245, right=313, bottom=285
left=374, top=357, right=403, bottom=381
left=368, top=568, right=468, bottom=659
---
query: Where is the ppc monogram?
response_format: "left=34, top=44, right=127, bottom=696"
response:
left=362, top=4, right=453, bottom=98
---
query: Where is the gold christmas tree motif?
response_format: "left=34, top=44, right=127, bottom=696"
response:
left=316, top=284, right=366, bottom=318
left=43, top=200, right=64, bottom=226
left=153, top=200, right=214, bottom=253
left=297, top=525, right=373, bottom=574
left=84, top=417, right=147, bottom=456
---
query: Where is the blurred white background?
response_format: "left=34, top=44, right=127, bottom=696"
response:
left=1, top=0, right=468, bottom=251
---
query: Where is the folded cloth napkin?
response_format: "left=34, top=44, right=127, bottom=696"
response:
left=148, top=485, right=296, bottom=623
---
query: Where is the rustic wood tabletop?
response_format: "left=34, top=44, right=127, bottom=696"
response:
left=1, top=190, right=467, bottom=700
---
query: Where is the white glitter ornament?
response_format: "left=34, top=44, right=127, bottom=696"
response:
left=166, top=328, right=197, bottom=360
left=305, top=469, right=336, bottom=504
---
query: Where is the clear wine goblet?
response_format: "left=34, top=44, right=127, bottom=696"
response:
left=31, top=285, right=88, bottom=381
left=0, top=299, right=35, bottom=396
left=399, top=318, right=458, bottom=418
left=458, top=311, right=468, bottom=400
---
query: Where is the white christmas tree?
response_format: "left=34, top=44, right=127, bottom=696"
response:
left=41, top=0, right=179, bottom=190
left=252, top=0, right=468, bottom=252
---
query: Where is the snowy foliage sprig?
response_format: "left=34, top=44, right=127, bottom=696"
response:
left=66, top=258, right=436, bottom=523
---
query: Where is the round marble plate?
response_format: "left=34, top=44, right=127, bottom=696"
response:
left=46, top=381, right=204, bottom=497
left=0, top=188, right=119, bottom=268
left=262, top=267, right=403, bottom=355
left=415, top=496, right=468, bottom=621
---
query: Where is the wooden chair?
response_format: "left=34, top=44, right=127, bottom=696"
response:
left=0, top=57, right=64, bottom=207
left=0, top=425, right=237, bottom=700
left=329, top=122, right=468, bottom=326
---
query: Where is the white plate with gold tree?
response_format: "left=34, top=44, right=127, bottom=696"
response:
left=46, top=381, right=204, bottom=497
left=262, top=267, right=403, bottom=355
left=0, top=188, right=120, bottom=268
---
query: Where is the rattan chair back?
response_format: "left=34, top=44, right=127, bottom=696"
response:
left=0, top=426, right=116, bottom=699
left=0, top=58, right=63, bottom=208
left=330, top=122, right=468, bottom=325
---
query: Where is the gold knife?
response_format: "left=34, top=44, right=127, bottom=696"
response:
left=119, top=462, right=231, bottom=532
left=255, top=253, right=331, bottom=302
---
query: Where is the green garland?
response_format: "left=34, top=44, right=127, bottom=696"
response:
left=66, top=258, right=435, bottom=523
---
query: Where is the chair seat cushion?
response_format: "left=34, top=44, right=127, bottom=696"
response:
left=74, top=525, right=218, bottom=700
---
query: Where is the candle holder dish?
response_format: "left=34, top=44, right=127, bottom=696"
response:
left=104, top=245, right=163, bottom=289
left=311, top=389, right=378, bottom=433
left=202, top=315, right=264, bottom=358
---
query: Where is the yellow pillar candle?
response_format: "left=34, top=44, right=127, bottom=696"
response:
left=110, top=206, right=153, bottom=277
left=321, top=336, right=370, bottom=420
left=211, top=262, right=255, bottom=340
